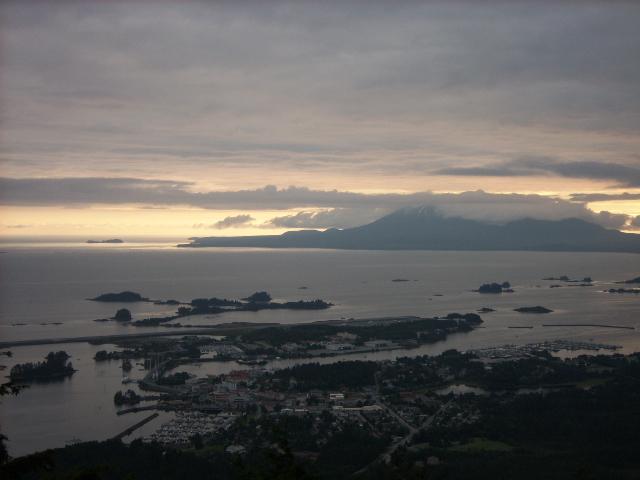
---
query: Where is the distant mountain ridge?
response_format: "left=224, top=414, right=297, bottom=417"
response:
left=179, top=207, right=640, bottom=253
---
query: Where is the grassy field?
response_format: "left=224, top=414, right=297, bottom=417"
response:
left=449, top=438, right=514, bottom=453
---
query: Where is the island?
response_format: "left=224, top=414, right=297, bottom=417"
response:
left=178, top=208, right=640, bottom=253
left=9, top=351, right=76, bottom=381
left=114, top=389, right=141, bottom=406
left=242, top=291, right=272, bottom=303
left=514, top=306, right=554, bottom=314
left=86, top=239, right=124, bottom=244
left=544, top=275, right=592, bottom=283
left=121, top=291, right=334, bottom=327
left=476, top=282, right=513, bottom=294
left=113, top=308, right=132, bottom=322
left=617, top=276, right=640, bottom=284
left=477, top=307, right=495, bottom=313
left=606, top=288, right=640, bottom=294
left=90, top=291, right=149, bottom=302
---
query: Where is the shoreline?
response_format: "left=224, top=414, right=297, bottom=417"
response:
left=0, top=315, right=426, bottom=348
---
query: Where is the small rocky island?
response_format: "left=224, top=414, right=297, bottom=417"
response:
left=90, top=291, right=149, bottom=302
left=477, top=282, right=513, bottom=294
left=544, top=275, right=592, bottom=283
left=10, top=351, right=76, bottom=381
left=113, top=308, right=132, bottom=321
left=88, top=290, right=334, bottom=327
left=606, top=288, right=640, bottom=294
left=617, top=276, right=640, bottom=284
left=86, top=239, right=124, bottom=244
left=514, top=306, right=554, bottom=314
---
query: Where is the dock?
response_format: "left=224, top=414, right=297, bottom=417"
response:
left=112, top=412, right=159, bottom=440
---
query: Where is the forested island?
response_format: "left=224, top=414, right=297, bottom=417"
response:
left=9, top=351, right=75, bottom=381
left=617, top=276, right=640, bottom=284
left=543, top=275, right=592, bottom=283
left=91, top=291, right=148, bottom=302
left=514, top=306, right=554, bottom=314
left=476, top=282, right=513, bottom=294
left=89, top=290, right=333, bottom=327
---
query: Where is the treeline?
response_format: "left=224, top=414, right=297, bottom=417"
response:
left=241, top=315, right=481, bottom=347
left=9, top=351, right=75, bottom=381
left=130, top=291, right=333, bottom=327
left=268, top=361, right=379, bottom=391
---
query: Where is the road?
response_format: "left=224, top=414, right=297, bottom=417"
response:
left=352, top=371, right=451, bottom=476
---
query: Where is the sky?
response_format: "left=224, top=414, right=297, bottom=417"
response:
left=1, top=1, right=640, bottom=238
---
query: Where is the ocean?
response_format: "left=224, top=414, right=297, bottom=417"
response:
left=0, top=241, right=639, bottom=456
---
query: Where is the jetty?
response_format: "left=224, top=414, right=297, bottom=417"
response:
left=112, top=412, right=159, bottom=440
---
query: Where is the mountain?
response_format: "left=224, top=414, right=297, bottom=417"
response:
left=179, top=207, right=640, bottom=253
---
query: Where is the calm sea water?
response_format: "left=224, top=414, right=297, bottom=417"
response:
left=0, top=241, right=639, bottom=456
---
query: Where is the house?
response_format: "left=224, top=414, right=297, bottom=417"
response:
left=364, top=340, right=392, bottom=349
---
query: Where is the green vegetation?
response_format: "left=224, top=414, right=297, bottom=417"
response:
left=9, top=351, right=75, bottom=381
left=449, top=437, right=514, bottom=453
left=267, top=361, right=379, bottom=391
left=113, top=308, right=132, bottom=321
left=113, top=389, right=141, bottom=406
left=157, top=371, right=191, bottom=386
left=240, top=315, right=481, bottom=347
left=242, top=291, right=272, bottom=303
left=514, top=306, right=553, bottom=313
left=477, top=282, right=511, bottom=293
left=91, top=291, right=147, bottom=302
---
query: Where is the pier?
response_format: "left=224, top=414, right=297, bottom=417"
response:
left=112, top=412, right=159, bottom=440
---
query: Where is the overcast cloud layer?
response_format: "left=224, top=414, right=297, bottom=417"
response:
left=0, top=177, right=634, bottom=230
left=1, top=2, right=639, bottom=235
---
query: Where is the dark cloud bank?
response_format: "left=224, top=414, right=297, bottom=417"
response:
left=0, top=177, right=635, bottom=231
left=436, top=158, right=640, bottom=188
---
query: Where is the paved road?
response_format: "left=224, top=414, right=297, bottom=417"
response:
left=352, top=372, right=450, bottom=476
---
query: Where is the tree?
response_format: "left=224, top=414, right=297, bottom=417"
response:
left=1, top=381, right=27, bottom=466
left=190, top=433, right=204, bottom=450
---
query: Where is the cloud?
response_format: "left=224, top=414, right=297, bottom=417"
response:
left=0, top=177, right=192, bottom=206
left=435, top=158, right=640, bottom=187
left=632, top=216, right=640, bottom=228
left=264, top=208, right=384, bottom=229
left=0, top=176, right=636, bottom=230
left=210, top=214, right=254, bottom=229
left=1, top=1, right=639, bottom=190
left=592, top=211, right=631, bottom=230
left=569, top=192, right=640, bottom=202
